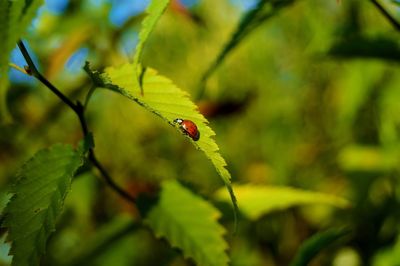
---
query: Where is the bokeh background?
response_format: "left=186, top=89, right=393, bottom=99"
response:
left=1, top=0, right=400, bottom=265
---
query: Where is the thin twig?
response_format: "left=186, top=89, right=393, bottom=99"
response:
left=371, top=0, right=400, bottom=31
left=8, top=63, right=28, bottom=75
left=17, top=41, right=78, bottom=112
left=88, top=151, right=138, bottom=203
left=17, top=40, right=137, bottom=205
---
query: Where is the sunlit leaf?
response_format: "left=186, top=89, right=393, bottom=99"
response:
left=3, top=144, right=85, bottom=266
left=215, top=184, right=350, bottom=220
left=84, top=62, right=238, bottom=227
left=145, top=180, right=229, bottom=266
left=290, top=228, right=350, bottom=266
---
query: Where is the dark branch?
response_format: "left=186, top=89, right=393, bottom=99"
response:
left=17, top=41, right=78, bottom=112
left=88, top=151, right=137, bottom=203
left=371, top=0, right=400, bottom=31
left=17, top=40, right=137, bottom=205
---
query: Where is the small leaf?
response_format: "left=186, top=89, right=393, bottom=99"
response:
left=199, top=0, right=295, bottom=97
left=145, top=180, right=229, bottom=266
left=215, top=184, right=350, bottom=220
left=133, top=0, right=170, bottom=70
left=84, top=62, right=238, bottom=228
left=3, top=144, right=85, bottom=266
left=290, top=228, right=350, bottom=266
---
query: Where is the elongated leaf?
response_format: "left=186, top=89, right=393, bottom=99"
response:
left=84, top=62, right=238, bottom=227
left=215, top=184, right=350, bottom=220
left=290, top=228, right=350, bottom=266
left=0, top=0, right=44, bottom=122
left=3, top=144, right=85, bottom=266
left=133, top=0, right=170, bottom=70
left=199, top=0, right=295, bottom=98
left=329, top=36, right=400, bottom=62
left=145, top=180, right=229, bottom=266
left=18, top=0, right=45, bottom=38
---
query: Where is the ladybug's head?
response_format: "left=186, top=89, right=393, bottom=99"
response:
left=173, top=118, right=183, bottom=124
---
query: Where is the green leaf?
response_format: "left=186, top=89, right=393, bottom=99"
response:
left=290, top=228, right=350, bottom=266
left=3, top=144, right=85, bottom=266
left=198, top=0, right=295, bottom=98
left=132, top=0, right=170, bottom=94
left=84, top=62, right=238, bottom=228
left=145, top=180, right=229, bottom=266
left=215, top=184, right=350, bottom=220
left=0, top=0, right=44, bottom=122
left=133, top=0, right=170, bottom=70
left=18, top=0, right=45, bottom=38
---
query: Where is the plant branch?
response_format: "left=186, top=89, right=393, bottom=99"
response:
left=8, top=63, right=29, bottom=75
left=88, top=151, right=138, bottom=203
left=17, top=41, right=78, bottom=112
left=370, top=0, right=400, bottom=31
left=17, top=40, right=137, bottom=205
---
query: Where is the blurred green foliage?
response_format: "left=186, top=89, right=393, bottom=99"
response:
left=1, top=0, right=400, bottom=265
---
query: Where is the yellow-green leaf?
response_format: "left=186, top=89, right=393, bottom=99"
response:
left=84, top=62, right=238, bottom=226
left=215, top=184, right=350, bottom=220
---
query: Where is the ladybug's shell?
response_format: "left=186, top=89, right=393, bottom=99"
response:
left=179, top=120, right=200, bottom=141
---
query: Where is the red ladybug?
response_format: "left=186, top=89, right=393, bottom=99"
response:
left=174, top=118, right=200, bottom=141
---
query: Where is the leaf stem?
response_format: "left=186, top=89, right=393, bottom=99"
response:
left=370, top=0, right=400, bottom=31
left=8, top=63, right=29, bottom=75
left=17, top=40, right=136, bottom=205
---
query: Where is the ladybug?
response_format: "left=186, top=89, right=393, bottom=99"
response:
left=174, top=118, right=200, bottom=141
